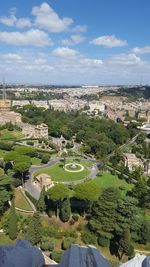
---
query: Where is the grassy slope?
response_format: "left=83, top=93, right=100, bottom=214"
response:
left=14, top=188, right=33, bottom=211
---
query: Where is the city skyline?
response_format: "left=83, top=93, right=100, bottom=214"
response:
left=0, top=0, right=150, bottom=85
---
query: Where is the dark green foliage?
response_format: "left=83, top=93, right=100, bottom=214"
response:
left=37, top=186, right=46, bottom=212
left=72, top=214, right=79, bottom=222
left=15, top=106, right=131, bottom=158
left=97, top=236, right=110, bottom=247
left=0, top=142, right=13, bottom=151
left=50, top=250, right=63, bottom=263
left=26, top=212, right=42, bottom=245
left=89, top=188, right=119, bottom=240
left=0, top=174, right=13, bottom=215
left=41, top=154, right=49, bottom=164
left=40, top=238, right=55, bottom=251
left=139, top=220, right=150, bottom=244
left=81, top=229, right=96, bottom=245
left=74, top=181, right=100, bottom=201
left=8, top=198, right=18, bottom=240
left=59, top=198, right=71, bottom=222
left=118, top=229, right=134, bottom=259
left=132, top=178, right=148, bottom=207
left=62, top=238, right=76, bottom=250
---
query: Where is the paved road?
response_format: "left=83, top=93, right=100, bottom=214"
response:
left=24, top=157, right=99, bottom=200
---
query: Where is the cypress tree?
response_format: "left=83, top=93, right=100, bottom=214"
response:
left=59, top=198, right=71, bottom=222
left=8, top=198, right=18, bottom=240
left=37, top=186, right=46, bottom=213
left=26, top=212, right=42, bottom=245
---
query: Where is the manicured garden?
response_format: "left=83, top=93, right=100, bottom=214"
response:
left=14, top=188, right=33, bottom=211
left=92, top=172, right=134, bottom=191
left=34, top=161, right=90, bottom=182
left=0, top=129, right=23, bottom=140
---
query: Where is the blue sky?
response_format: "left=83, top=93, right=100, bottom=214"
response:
left=0, top=0, right=150, bottom=85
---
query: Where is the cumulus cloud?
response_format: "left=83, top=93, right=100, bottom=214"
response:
left=32, top=2, right=73, bottom=32
left=132, top=46, right=150, bottom=54
left=61, top=35, right=86, bottom=45
left=52, top=47, right=79, bottom=58
left=0, top=10, right=31, bottom=28
left=0, top=29, right=53, bottom=46
left=0, top=14, right=16, bottom=26
left=91, top=35, right=127, bottom=48
left=109, top=53, right=142, bottom=65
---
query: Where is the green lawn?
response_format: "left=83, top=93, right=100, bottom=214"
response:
left=14, top=188, right=33, bottom=211
left=0, top=129, right=23, bottom=140
left=31, top=157, right=42, bottom=166
left=91, top=173, right=134, bottom=191
left=0, top=149, right=7, bottom=158
left=34, top=161, right=90, bottom=182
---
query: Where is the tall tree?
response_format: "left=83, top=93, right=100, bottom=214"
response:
left=59, top=198, right=71, bottom=222
left=0, top=174, right=12, bottom=215
left=37, top=186, right=46, bottom=213
left=26, top=212, right=42, bottom=245
left=14, top=161, right=31, bottom=187
left=48, top=184, right=69, bottom=217
left=118, top=229, right=134, bottom=260
left=88, top=188, right=119, bottom=242
left=8, top=198, right=18, bottom=240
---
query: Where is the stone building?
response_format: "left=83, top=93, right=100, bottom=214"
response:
left=0, top=111, right=22, bottom=125
left=35, top=173, right=54, bottom=191
left=124, top=153, right=143, bottom=171
left=35, top=123, right=48, bottom=139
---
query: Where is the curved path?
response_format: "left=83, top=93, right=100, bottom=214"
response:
left=25, top=157, right=99, bottom=200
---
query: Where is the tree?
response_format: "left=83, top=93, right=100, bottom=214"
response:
left=118, top=229, right=134, bottom=260
left=0, top=175, right=13, bottom=215
left=74, top=181, right=100, bottom=202
left=8, top=198, right=18, bottom=240
left=26, top=212, right=42, bottom=245
left=59, top=198, right=71, bottom=222
left=37, top=186, right=46, bottom=213
left=48, top=184, right=70, bottom=217
left=132, top=178, right=148, bottom=207
left=88, top=188, right=119, bottom=241
left=14, top=161, right=31, bottom=187
left=41, top=154, right=49, bottom=164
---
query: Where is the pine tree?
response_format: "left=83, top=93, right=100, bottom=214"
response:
left=37, top=186, right=46, bottom=213
left=118, top=229, right=134, bottom=260
left=88, top=188, right=119, bottom=241
left=59, top=198, right=71, bottom=222
left=8, top=198, right=18, bottom=240
left=26, top=212, right=42, bottom=245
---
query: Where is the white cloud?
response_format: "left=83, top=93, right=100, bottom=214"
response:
left=109, top=53, right=142, bottom=65
left=16, top=18, right=32, bottom=28
left=0, top=29, right=53, bottom=46
left=52, top=47, right=79, bottom=58
left=132, top=46, right=150, bottom=54
left=32, top=2, right=73, bottom=32
left=0, top=14, right=16, bottom=26
left=91, top=35, right=127, bottom=48
left=61, top=34, right=85, bottom=46
left=73, top=25, right=87, bottom=33
left=80, top=58, right=103, bottom=67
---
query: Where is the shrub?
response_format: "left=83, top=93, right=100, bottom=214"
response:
left=81, top=230, right=96, bottom=245
left=97, top=236, right=110, bottom=247
left=40, top=239, right=55, bottom=251
left=50, top=250, right=63, bottom=263
left=72, top=214, right=79, bottom=222
left=27, top=141, right=34, bottom=146
left=62, top=238, right=76, bottom=250
left=64, top=228, right=78, bottom=239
